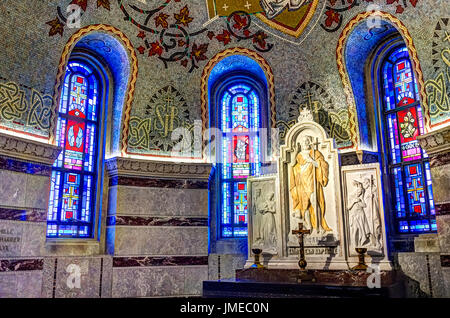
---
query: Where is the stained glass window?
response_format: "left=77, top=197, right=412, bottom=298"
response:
left=381, top=46, right=436, bottom=234
left=220, top=84, right=261, bottom=238
left=47, top=61, right=101, bottom=238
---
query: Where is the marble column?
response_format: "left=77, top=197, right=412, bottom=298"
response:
left=418, top=126, right=450, bottom=253
left=105, top=157, right=212, bottom=297
left=418, top=126, right=450, bottom=297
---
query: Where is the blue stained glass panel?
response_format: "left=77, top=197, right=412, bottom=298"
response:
left=405, top=164, right=426, bottom=217
left=222, top=182, right=231, bottom=226
left=410, top=219, right=431, bottom=233
left=233, top=182, right=248, bottom=227
left=394, top=59, right=416, bottom=107
left=383, top=62, right=395, bottom=111
left=425, top=162, right=436, bottom=215
left=393, top=167, right=406, bottom=218
left=220, top=83, right=261, bottom=238
left=47, top=61, right=100, bottom=239
left=387, top=113, right=401, bottom=164
left=382, top=45, right=436, bottom=234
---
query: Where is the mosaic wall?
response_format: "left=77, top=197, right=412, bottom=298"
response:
left=0, top=78, right=54, bottom=139
left=276, top=81, right=352, bottom=148
left=426, top=18, right=450, bottom=128
left=0, top=0, right=447, bottom=156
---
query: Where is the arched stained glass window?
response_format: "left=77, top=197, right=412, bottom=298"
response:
left=220, top=83, right=261, bottom=238
left=381, top=46, right=437, bottom=234
left=47, top=61, right=102, bottom=238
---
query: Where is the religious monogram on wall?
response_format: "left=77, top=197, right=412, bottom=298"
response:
left=341, top=163, right=389, bottom=259
left=426, top=18, right=450, bottom=127
left=0, top=78, right=53, bottom=138
left=128, top=85, right=192, bottom=154
left=276, top=81, right=351, bottom=149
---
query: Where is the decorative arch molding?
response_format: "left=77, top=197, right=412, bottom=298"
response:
left=336, top=11, right=429, bottom=150
left=51, top=24, right=138, bottom=157
left=201, top=47, right=276, bottom=133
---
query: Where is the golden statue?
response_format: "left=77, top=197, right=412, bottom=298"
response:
left=289, top=135, right=332, bottom=234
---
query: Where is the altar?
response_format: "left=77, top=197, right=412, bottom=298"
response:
left=203, top=268, right=405, bottom=298
left=245, top=109, right=393, bottom=271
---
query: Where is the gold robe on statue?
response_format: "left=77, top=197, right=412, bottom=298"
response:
left=289, top=149, right=332, bottom=232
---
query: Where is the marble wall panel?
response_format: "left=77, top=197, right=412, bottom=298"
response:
left=24, top=174, right=50, bottom=209
left=436, top=215, right=450, bottom=253
left=0, top=170, right=27, bottom=207
left=430, top=164, right=450, bottom=204
left=115, top=186, right=208, bottom=217
left=397, top=253, right=430, bottom=296
left=208, top=254, right=246, bottom=281
left=41, top=256, right=113, bottom=298
left=442, top=268, right=450, bottom=298
left=111, top=265, right=206, bottom=297
left=113, top=226, right=208, bottom=256
left=0, top=220, right=45, bottom=257
left=184, top=266, right=208, bottom=296
left=397, top=252, right=447, bottom=298
left=0, top=207, right=46, bottom=222
left=428, top=253, right=447, bottom=298
left=0, top=271, right=43, bottom=298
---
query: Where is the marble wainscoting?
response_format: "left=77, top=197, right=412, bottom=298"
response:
left=0, top=133, right=60, bottom=297
left=111, top=256, right=208, bottom=297
left=397, top=252, right=447, bottom=298
left=441, top=255, right=450, bottom=297
left=0, top=133, right=60, bottom=258
left=105, top=157, right=212, bottom=297
left=40, top=256, right=112, bottom=298
left=0, top=258, right=44, bottom=297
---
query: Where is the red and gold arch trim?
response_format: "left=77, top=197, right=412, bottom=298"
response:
left=201, top=47, right=276, bottom=134
left=336, top=11, right=429, bottom=149
left=51, top=24, right=138, bottom=156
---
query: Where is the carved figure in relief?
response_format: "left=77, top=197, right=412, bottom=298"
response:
left=289, top=135, right=332, bottom=235
left=363, top=176, right=382, bottom=249
left=348, top=180, right=371, bottom=248
left=254, top=188, right=277, bottom=254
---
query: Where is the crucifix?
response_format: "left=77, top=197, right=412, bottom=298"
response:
left=292, top=223, right=310, bottom=271
left=292, top=223, right=316, bottom=282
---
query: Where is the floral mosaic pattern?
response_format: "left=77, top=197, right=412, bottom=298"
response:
left=321, top=0, right=420, bottom=33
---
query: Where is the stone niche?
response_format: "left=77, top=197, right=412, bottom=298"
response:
left=277, top=115, right=345, bottom=269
